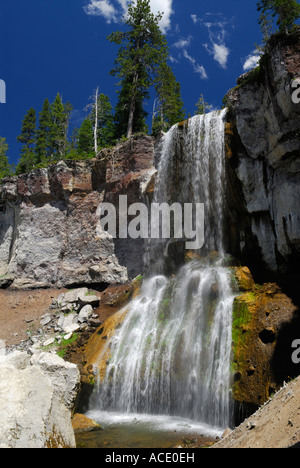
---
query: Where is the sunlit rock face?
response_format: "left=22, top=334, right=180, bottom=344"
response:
left=225, top=30, right=300, bottom=291
left=0, top=135, right=155, bottom=290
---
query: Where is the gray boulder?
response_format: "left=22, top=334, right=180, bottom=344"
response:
left=0, top=351, right=80, bottom=448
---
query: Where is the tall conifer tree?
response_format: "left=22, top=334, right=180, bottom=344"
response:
left=36, top=98, right=52, bottom=165
left=16, top=108, right=37, bottom=175
left=152, top=62, right=185, bottom=135
left=0, top=137, right=13, bottom=180
left=108, top=0, right=168, bottom=139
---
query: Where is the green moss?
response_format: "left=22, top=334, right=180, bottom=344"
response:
left=57, top=333, right=79, bottom=358
left=231, top=291, right=260, bottom=401
left=232, top=295, right=253, bottom=350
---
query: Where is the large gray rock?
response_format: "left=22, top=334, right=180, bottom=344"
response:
left=0, top=140, right=155, bottom=290
left=225, top=30, right=300, bottom=282
left=30, top=352, right=80, bottom=410
left=0, top=351, right=80, bottom=448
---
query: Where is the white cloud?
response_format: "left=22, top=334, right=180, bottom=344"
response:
left=212, top=43, right=230, bottom=69
left=84, top=0, right=174, bottom=33
left=149, top=0, right=173, bottom=33
left=173, top=36, right=192, bottom=49
left=191, top=14, right=198, bottom=25
left=192, top=13, right=231, bottom=69
left=84, top=0, right=118, bottom=23
left=169, top=55, right=179, bottom=64
left=243, top=52, right=261, bottom=71
left=183, top=50, right=208, bottom=80
left=171, top=35, right=207, bottom=79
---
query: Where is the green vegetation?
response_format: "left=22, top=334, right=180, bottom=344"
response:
left=16, top=107, right=37, bottom=175
left=231, top=292, right=257, bottom=378
left=57, top=333, right=79, bottom=358
left=0, top=138, right=13, bottom=179
left=194, top=94, right=212, bottom=116
left=152, top=62, right=185, bottom=136
left=109, top=0, right=185, bottom=139
left=257, top=0, right=300, bottom=36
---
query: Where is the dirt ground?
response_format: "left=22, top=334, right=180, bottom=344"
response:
left=0, top=288, right=68, bottom=348
left=0, top=282, right=135, bottom=349
left=213, top=375, right=300, bottom=449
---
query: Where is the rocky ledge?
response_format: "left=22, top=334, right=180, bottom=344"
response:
left=0, top=135, right=155, bottom=290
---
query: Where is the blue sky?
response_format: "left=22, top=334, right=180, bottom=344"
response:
left=1, top=0, right=264, bottom=166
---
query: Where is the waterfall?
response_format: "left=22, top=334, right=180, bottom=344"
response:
left=145, top=110, right=228, bottom=275
left=89, top=110, right=235, bottom=431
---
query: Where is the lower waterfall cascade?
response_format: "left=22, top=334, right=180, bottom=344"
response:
left=87, top=109, right=236, bottom=432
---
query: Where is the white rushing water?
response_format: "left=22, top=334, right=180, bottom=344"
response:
left=89, top=110, right=235, bottom=431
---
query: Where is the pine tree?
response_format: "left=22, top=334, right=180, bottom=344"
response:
left=0, top=138, right=13, bottom=180
left=86, top=91, right=116, bottom=150
left=66, top=127, right=80, bottom=160
left=77, top=119, right=95, bottom=157
left=50, top=93, right=73, bottom=161
left=114, top=76, right=148, bottom=139
left=35, top=98, right=52, bottom=165
left=257, top=0, right=300, bottom=34
left=152, top=62, right=185, bottom=135
left=16, top=108, right=37, bottom=175
left=195, top=94, right=212, bottom=116
left=108, top=0, right=168, bottom=139
left=97, top=93, right=116, bottom=148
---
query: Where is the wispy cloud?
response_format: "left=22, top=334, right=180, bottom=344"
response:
left=183, top=50, right=208, bottom=79
left=83, top=0, right=174, bottom=33
left=173, top=36, right=192, bottom=49
left=243, top=51, right=261, bottom=71
left=191, top=13, right=231, bottom=69
left=171, top=35, right=208, bottom=79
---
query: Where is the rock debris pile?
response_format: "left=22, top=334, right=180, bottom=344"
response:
left=11, top=288, right=102, bottom=354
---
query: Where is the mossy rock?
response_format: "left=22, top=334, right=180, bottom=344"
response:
left=233, top=266, right=255, bottom=292
left=72, top=414, right=103, bottom=434
left=231, top=283, right=297, bottom=411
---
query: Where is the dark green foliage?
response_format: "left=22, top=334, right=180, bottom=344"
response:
left=50, top=94, right=73, bottom=161
left=114, top=76, right=149, bottom=138
left=257, top=0, right=300, bottom=34
left=0, top=138, right=13, bottom=180
left=77, top=118, right=95, bottom=157
left=16, top=108, right=37, bottom=175
left=152, top=62, right=185, bottom=136
left=108, top=0, right=169, bottom=139
left=15, top=94, right=75, bottom=174
left=195, top=93, right=212, bottom=116
left=35, top=98, right=52, bottom=165
left=89, top=92, right=116, bottom=148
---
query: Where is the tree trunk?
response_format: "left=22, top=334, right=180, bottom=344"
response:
left=126, top=73, right=139, bottom=139
left=94, top=87, right=99, bottom=154
left=127, top=97, right=136, bottom=139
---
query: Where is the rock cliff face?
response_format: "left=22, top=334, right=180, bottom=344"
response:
left=0, top=135, right=155, bottom=290
left=225, top=30, right=300, bottom=296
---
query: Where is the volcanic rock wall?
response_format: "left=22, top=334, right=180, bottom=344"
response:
left=225, top=30, right=300, bottom=296
left=0, top=135, right=155, bottom=290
